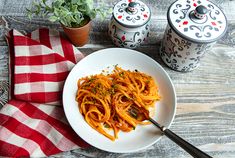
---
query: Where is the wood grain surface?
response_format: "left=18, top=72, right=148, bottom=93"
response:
left=0, top=0, right=235, bottom=157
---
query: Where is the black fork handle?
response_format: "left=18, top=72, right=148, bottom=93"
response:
left=149, top=118, right=212, bottom=158
left=164, top=129, right=212, bottom=158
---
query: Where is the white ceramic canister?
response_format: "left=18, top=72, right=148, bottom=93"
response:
left=160, top=0, right=227, bottom=72
left=109, top=0, right=151, bottom=49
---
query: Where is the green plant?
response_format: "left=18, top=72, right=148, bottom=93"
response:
left=26, top=0, right=112, bottom=27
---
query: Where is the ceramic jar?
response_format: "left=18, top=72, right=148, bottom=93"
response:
left=109, top=0, right=151, bottom=49
left=160, top=0, right=227, bottom=72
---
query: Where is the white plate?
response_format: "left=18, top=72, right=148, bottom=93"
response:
left=63, top=48, right=176, bottom=153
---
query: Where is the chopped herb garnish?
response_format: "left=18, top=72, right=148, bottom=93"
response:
left=109, top=87, right=115, bottom=95
left=92, top=98, right=96, bottom=104
left=91, top=88, right=96, bottom=93
left=119, top=72, right=124, bottom=77
left=88, top=77, right=95, bottom=83
left=109, top=84, right=118, bottom=95
left=104, top=123, right=110, bottom=128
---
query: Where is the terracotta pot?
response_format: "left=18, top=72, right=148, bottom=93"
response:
left=62, top=20, right=91, bottom=47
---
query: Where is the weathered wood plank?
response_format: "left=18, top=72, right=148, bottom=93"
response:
left=0, top=46, right=9, bottom=107
left=0, top=0, right=235, bottom=21
left=0, top=46, right=9, bottom=80
left=0, top=0, right=235, bottom=157
left=0, top=49, right=234, bottom=157
left=1, top=16, right=235, bottom=48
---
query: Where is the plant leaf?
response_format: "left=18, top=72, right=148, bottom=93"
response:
left=26, top=0, right=111, bottom=27
left=48, top=16, right=58, bottom=22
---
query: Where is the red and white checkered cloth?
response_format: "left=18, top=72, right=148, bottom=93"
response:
left=0, top=28, right=89, bottom=157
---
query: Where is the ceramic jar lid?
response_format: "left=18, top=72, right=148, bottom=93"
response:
left=167, top=0, right=227, bottom=43
left=113, top=0, right=151, bottom=28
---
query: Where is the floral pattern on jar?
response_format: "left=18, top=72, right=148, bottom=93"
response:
left=108, top=0, right=151, bottom=49
left=161, top=0, right=227, bottom=72
left=160, top=25, right=215, bottom=72
left=109, top=17, right=150, bottom=49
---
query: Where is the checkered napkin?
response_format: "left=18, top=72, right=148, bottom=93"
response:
left=0, top=28, right=89, bottom=157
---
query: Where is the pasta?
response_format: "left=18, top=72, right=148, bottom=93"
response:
left=76, top=66, right=160, bottom=141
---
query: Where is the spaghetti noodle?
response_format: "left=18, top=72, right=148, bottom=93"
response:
left=76, top=66, right=160, bottom=141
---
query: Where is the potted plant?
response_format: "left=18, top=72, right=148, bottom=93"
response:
left=27, top=0, right=111, bottom=46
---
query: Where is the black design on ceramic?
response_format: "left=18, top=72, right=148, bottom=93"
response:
left=118, top=3, right=127, bottom=13
left=109, top=21, right=149, bottom=49
left=180, top=4, right=191, bottom=19
left=207, top=4, right=221, bottom=20
left=160, top=25, right=216, bottom=72
left=189, top=25, right=213, bottom=38
left=168, top=0, right=227, bottom=44
left=109, top=0, right=151, bottom=49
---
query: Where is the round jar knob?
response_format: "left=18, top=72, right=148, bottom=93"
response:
left=127, top=2, right=138, bottom=14
left=194, top=5, right=208, bottom=19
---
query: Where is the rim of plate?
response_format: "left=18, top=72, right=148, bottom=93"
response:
left=63, top=48, right=177, bottom=153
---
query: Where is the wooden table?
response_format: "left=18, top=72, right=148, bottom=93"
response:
left=1, top=0, right=235, bottom=157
